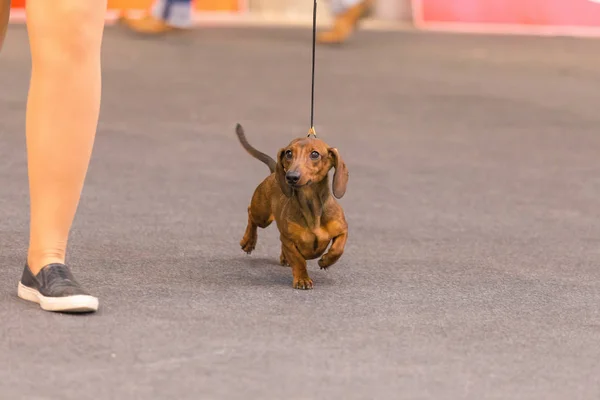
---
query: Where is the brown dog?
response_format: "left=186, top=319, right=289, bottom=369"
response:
left=235, top=124, right=349, bottom=290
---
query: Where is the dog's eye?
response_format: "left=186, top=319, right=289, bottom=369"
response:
left=310, top=151, right=320, bottom=160
left=285, top=150, right=293, bottom=159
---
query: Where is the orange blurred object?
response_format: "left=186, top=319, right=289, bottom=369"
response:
left=11, top=0, right=240, bottom=12
left=196, top=0, right=239, bottom=11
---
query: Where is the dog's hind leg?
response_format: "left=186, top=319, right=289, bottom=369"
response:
left=279, top=247, right=289, bottom=266
left=240, top=207, right=259, bottom=254
left=240, top=201, right=273, bottom=254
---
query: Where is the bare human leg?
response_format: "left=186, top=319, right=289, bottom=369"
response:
left=17, top=0, right=107, bottom=313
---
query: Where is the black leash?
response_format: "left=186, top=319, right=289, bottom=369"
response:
left=308, top=0, right=317, bottom=138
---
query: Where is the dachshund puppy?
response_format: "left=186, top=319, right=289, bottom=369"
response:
left=235, top=124, right=349, bottom=290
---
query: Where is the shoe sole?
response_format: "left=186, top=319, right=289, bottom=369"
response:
left=17, top=282, right=99, bottom=313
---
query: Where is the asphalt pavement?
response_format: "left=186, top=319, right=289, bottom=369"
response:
left=1, top=24, right=600, bottom=400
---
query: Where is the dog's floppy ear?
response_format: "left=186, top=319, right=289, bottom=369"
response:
left=276, top=148, right=293, bottom=197
left=328, top=148, right=348, bottom=199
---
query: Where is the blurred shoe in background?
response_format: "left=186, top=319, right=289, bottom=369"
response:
left=120, top=0, right=193, bottom=35
left=318, top=0, right=373, bottom=45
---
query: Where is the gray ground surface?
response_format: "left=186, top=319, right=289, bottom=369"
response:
left=2, top=24, right=600, bottom=400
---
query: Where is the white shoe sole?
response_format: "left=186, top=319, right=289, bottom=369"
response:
left=17, top=282, right=99, bottom=313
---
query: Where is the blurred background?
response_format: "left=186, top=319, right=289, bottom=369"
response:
left=7, top=0, right=600, bottom=33
left=7, top=0, right=407, bottom=25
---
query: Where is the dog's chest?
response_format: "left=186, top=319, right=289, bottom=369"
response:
left=286, top=191, right=332, bottom=258
left=290, top=224, right=331, bottom=259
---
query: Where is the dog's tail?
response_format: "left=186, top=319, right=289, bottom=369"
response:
left=235, top=124, right=276, bottom=173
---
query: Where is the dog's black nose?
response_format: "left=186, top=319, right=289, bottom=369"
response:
left=286, top=171, right=301, bottom=184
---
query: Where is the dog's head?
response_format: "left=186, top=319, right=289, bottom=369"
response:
left=276, top=137, right=348, bottom=199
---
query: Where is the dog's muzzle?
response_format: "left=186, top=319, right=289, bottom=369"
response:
left=285, top=170, right=301, bottom=186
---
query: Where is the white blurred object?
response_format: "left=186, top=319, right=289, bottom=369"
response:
left=375, top=0, right=412, bottom=21
left=248, top=0, right=409, bottom=22
left=248, top=0, right=331, bottom=23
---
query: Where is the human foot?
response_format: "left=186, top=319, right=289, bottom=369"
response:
left=17, top=263, right=99, bottom=313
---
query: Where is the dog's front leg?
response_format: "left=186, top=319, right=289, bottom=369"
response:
left=318, top=231, right=347, bottom=270
left=281, top=237, right=312, bottom=290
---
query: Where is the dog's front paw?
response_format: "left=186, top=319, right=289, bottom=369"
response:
left=293, top=277, right=313, bottom=290
left=318, top=256, right=333, bottom=270
left=240, top=233, right=257, bottom=254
